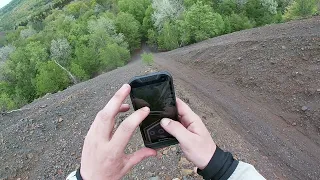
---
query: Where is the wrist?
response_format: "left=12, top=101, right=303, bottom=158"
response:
left=198, top=143, right=217, bottom=170
left=197, top=146, right=239, bottom=180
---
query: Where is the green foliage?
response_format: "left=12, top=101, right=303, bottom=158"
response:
left=0, top=92, right=16, bottom=111
left=0, top=45, right=16, bottom=62
left=157, top=21, right=180, bottom=51
left=244, top=0, right=278, bottom=26
left=184, top=0, right=213, bottom=7
left=152, top=0, right=184, bottom=30
left=99, top=43, right=130, bottom=71
left=0, top=0, right=313, bottom=111
left=277, top=0, right=294, bottom=13
left=35, top=61, right=70, bottom=96
left=70, top=62, right=89, bottom=81
left=65, top=1, right=90, bottom=18
left=141, top=52, right=154, bottom=65
left=226, top=13, right=254, bottom=32
left=217, top=0, right=239, bottom=16
left=73, top=44, right=100, bottom=77
left=4, top=42, right=47, bottom=105
left=118, top=0, right=151, bottom=24
left=115, top=12, right=142, bottom=51
left=181, top=1, right=225, bottom=43
left=283, top=0, right=318, bottom=20
left=147, top=29, right=158, bottom=46
left=50, top=38, right=71, bottom=66
left=142, top=5, right=154, bottom=36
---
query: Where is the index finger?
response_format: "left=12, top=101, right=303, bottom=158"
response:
left=176, top=98, right=201, bottom=127
left=110, top=107, right=150, bottom=151
left=99, top=84, right=131, bottom=121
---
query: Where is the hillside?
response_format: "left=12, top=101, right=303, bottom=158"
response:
left=1, top=17, right=320, bottom=180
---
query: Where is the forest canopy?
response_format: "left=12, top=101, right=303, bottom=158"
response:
left=0, top=0, right=319, bottom=111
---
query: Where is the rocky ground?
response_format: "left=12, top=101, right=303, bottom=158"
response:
left=1, top=17, right=320, bottom=180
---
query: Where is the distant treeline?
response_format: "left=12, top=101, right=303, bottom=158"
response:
left=0, top=0, right=318, bottom=111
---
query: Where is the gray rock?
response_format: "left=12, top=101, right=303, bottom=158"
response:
left=301, top=106, right=308, bottom=111
left=149, top=176, right=160, bottom=180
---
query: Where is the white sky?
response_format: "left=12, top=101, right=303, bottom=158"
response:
left=0, top=0, right=12, bottom=9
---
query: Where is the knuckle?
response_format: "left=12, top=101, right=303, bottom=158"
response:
left=119, top=121, right=134, bottom=133
left=97, top=110, right=111, bottom=120
left=114, top=90, right=124, bottom=100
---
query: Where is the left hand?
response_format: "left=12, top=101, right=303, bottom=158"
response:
left=80, top=84, right=157, bottom=180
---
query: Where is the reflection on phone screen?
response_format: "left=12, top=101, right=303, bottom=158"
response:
left=131, top=77, right=177, bottom=144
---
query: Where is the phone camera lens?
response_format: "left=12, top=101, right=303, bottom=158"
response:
left=158, top=129, right=165, bottom=134
left=150, top=131, right=155, bottom=135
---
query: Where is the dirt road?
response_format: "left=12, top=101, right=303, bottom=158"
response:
left=1, top=17, right=320, bottom=180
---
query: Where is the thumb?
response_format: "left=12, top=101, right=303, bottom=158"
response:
left=160, top=118, right=194, bottom=144
left=125, top=147, right=157, bottom=170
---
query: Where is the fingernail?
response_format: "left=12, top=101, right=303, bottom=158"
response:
left=122, top=84, right=130, bottom=89
left=161, top=118, right=171, bottom=126
left=142, top=107, right=150, bottom=112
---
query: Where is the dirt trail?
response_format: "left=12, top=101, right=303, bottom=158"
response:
left=155, top=17, right=320, bottom=179
left=1, top=18, right=319, bottom=180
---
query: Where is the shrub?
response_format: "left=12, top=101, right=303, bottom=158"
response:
left=36, top=61, right=71, bottom=96
left=141, top=52, right=154, bottom=65
left=0, top=93, right=16, bottom=111
left=227, top=13, right=254, bottom=32
left=181, top=1, right=225, bottom=43
left=244, top=0, right=278, bottom=26
left=115, top=12, right=142, bottom=51
left=157, top=21, right=180, bottom=51
left=283, top=0, right=318, bottom=20
left=70, top=62, right=89, bottom=81
left=152, top=0, right=184, bottom=30
left=0, top=45, right=15, bottom=62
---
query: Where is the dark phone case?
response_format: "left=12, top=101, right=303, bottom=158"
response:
left=129, top=71, right=179, bottom=149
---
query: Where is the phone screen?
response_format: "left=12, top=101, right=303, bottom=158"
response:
left=130, top=75, right=178, bottom=144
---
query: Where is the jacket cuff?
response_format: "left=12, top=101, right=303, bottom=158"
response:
left=197, top=146, right=239, bottom=180
left=76, top=168, right=84, bottom=180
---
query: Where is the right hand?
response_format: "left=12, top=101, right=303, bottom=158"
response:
left=160, top=98, right=217, bottom=170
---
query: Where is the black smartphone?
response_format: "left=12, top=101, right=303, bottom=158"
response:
left=129, top=71, right=179, bottom=149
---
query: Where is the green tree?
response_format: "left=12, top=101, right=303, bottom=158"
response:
left=217, top=0, right=241, bottom=16
left=244, top=0, right=278, bottom=26
left=4, top=41, right=48, bottom=105
left=142, top=5, right=154, bottom=36
left=283, top=0, right=318, bottom=20
left=70, top=62, right=89, bottom=81
left=157, top=21, right=180, bottom=51
left=98, top=43, right=130, bottom=71
left=50, top=38, right=71, bottom=66
left=65, top=1, right=90, bottom=18
left=0, top=45, right=15, bottom=62
left=72, top=44, right=100, bottom=77
left=147, top=29, right=158, bottom=47
left=118, top=0, right=151, bottom=24
left=115, top=12, right=142, bottom=51
left=36, top=61, right=70, bottom=96
left=152, top=0, right=184, bottom=30
left=0, top=92, right=16, bottom=111
left=181, top=1, right=225, bottom=43
left=227, top=13, right=254, bottom=32
left=184, top=0, right=213, bottom=8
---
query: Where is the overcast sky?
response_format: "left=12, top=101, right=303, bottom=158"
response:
left=0, top=0, right=12, bottom=9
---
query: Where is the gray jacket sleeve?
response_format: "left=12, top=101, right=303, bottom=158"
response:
left=228, top=161, right=265, bottom=180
